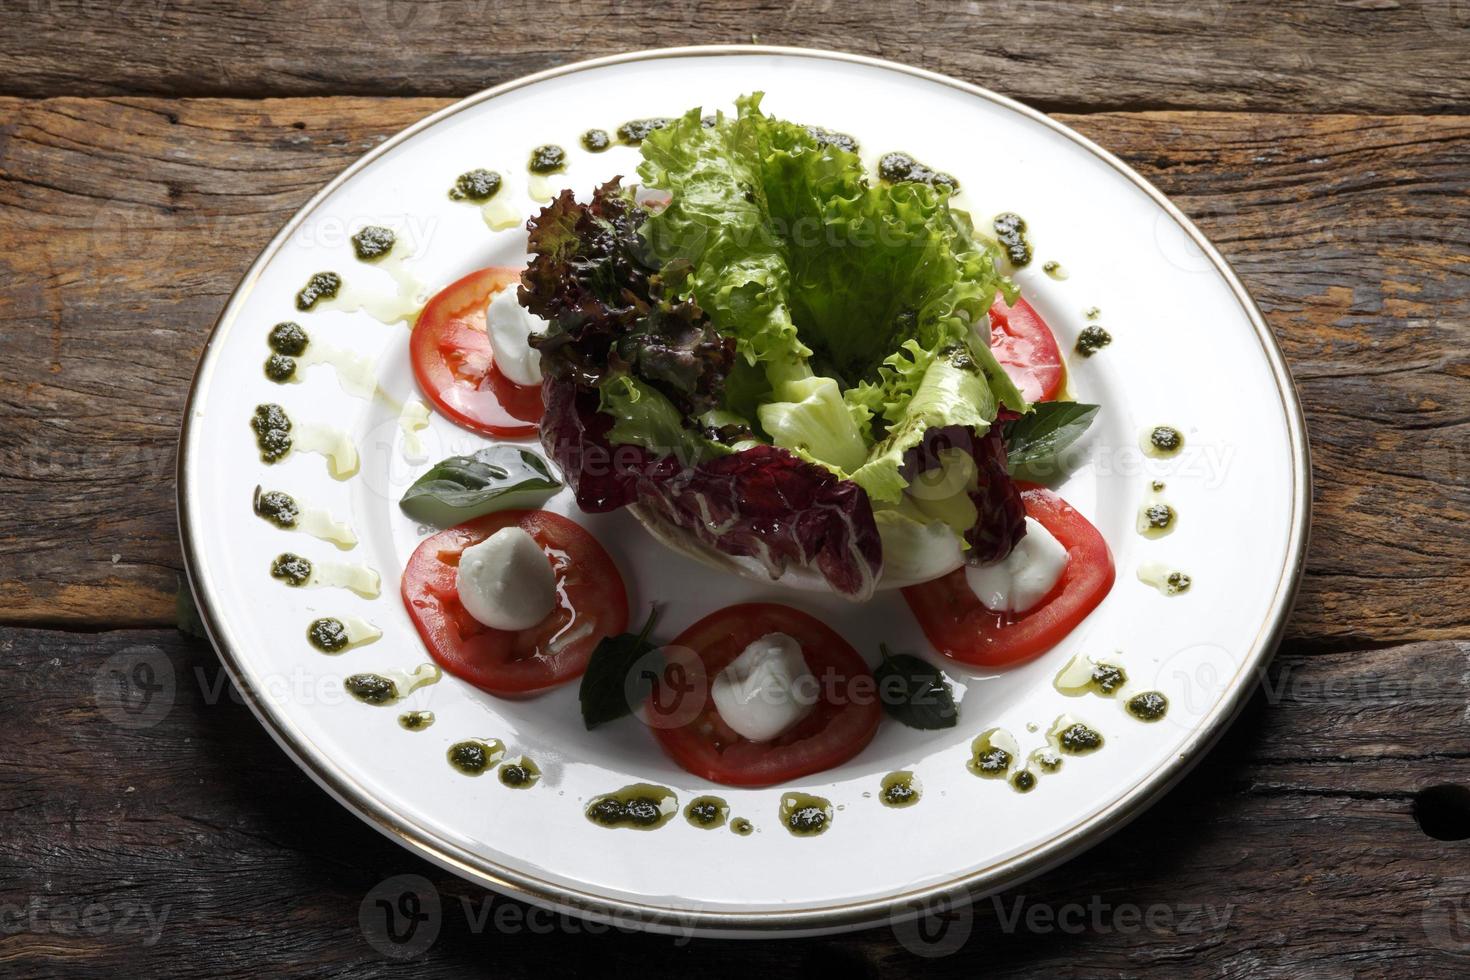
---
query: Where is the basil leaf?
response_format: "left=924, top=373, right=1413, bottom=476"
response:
left=579, top=607, right=662, bottom=730
left=875, top=644, right=958, bottom=730
left=399, top=447, right=561, bottom=527
left=1003, top=402, right=1099, bottom=481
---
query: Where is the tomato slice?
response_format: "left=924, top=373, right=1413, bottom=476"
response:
left=401, top=510, right=628, bottom=696
left=648, top=603, right=881, bottom=787
left=901, top=485, right=1114, bottom=668
left=989, top=297, right=1064, bottom=403
left=410, top=266, right=543, bottom=437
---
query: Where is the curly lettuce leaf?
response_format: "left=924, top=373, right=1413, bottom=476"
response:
left=522, top=180, right=734, bottom=413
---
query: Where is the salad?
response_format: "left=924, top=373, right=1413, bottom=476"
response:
left=398, top=94, right=1115, bottom=788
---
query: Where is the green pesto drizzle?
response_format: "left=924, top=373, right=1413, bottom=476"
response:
left=1126, top=691, right=1170, bottom=722
left=250, top=403, right=292, bottom=463
left=684, top=796, right=730, bottom=829
left=615, top=118, right=671, bottom=145
left=1076, top=325, right=1112, bottom=357
left=269, top=552, right=311, bottom=586
left=586, top=784, right=678, bottom=830
left=880, top=771, right=921, bottom=808
left=252, top=486, right=299, bottom=528
left=779, top=793, right=833, bottom=837
left=398, top=710, right=435, bottom=731
left=307, top=617, right=348, bottom=653
left=447, top=738, right=505, bottom=775
left=268, top=321, right=309, bottom=355
left=993, top=212, right=1032, bottom=267
left=448, top=169, right=502, bottom=202
left=351, top=225, right=396, bottom=261
left=878, top=151, right=958, bottom=192
left=528, top=144, right=567, bottom=174
left=295, top=271, right=341, bottom=311
left=498, top=756, right=541, bottom=788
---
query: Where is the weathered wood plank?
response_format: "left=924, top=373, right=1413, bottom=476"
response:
left=0, top=0, right=1467, bottom=114
left=1, top=626, right=1466, bottom=974
left=1, top=98, right=1467, bottom=643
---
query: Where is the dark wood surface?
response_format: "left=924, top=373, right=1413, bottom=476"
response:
left=2, top=2, right=1467, bottom=975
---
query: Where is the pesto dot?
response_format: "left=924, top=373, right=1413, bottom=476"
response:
left=1145, top=503, right=1176, bottom=530
left=253, top=487, right=299, bottom=528
left=264, top=353, right=296, bottom=382
left=350, top=225, right=396, bottom=261
left=993, top=212, right=1032, bottom=267
left=977, top=747, right=1012, bottom=775
left=1010, top=769, right=1037, bottom=793
left=730, top=817, right=754, bottom=836
left=1126, top=691, right=1169, bottom=722
left=685, top=797, right=725, bottom=827
left=498, top=759, right=540, bottom=788
left=267, top=321, right=309, bottom=356
left=1058, top=723, right=1104, bottom=754
left=345, top=673, right=397, bottom=705
left=270, top=553, right=312, bottom=586
left=1033, top=750, right=1063, bottom=773
left=805, top=124, right=858, bottom=153
left=1166, top=571, right=1193, bottom=595
left=307, top=617, right=348, bottom=652
left=528, top=144, right=567, bottom=174
left=449, top=168, right=502, bottom=202
left=398, top=710, right=434, bottom=731
left=1076, top=325, right=1112, bottom=357
left=295, top=271, right=341, bottom=311
left=623, top=797, right=663, bottom=826
left=1150, top=425, right=1184, bottom=453
left=251, top=404, right=293, bottom=462
left=616, top=118, right=671, bottom=145
left=580, top=128, right=611, bottom=152
left=881, top=780, right=918, bottom=807
left=878, top=151, right=958, bottom=192
left=1090, top=663, right=1128, bottom=695
left=587, top=798, right=627, bottom=825
left=447, top=740, right=491, bottom=774
left=786, top=805, right=828, bottom=835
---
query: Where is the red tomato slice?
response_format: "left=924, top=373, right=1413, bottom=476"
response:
left=989, top=297, right=1064, bottom=403
left=401, top=510, right=628, bottom=696
left=648, top=603, right=881, bottom=787
left=902, top=485, right=1114, bottom=668
left=410, top=266, right=543, bottom=437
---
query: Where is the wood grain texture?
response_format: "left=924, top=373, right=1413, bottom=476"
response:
left=0, top=0, right=1467, bottom=114
left=1, top=625, right=1466, bottom=975
left=2, top=97, right=1466, bottom=642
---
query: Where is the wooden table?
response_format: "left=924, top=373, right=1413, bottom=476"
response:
left=2, top=2, right=1467, bottom=974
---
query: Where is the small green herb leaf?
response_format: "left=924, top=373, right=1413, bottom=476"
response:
left=1003, top=401, right=1100, bottom=480
left=579, top=607, right=662, bottom=730
left=875, top=644, right=958, bottom=730
left=399, top=447, right=561, bottom=527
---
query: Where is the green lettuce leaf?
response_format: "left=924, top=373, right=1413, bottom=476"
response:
left=638, top=94, right=1019, bottom=494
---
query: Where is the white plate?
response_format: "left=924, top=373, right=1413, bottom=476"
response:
left=179, top=46, right=1309, bottom=938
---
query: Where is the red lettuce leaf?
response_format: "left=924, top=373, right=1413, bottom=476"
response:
left=521, top=179, right=733, bottom=413
left=541, top=378, right=881, bottom=596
